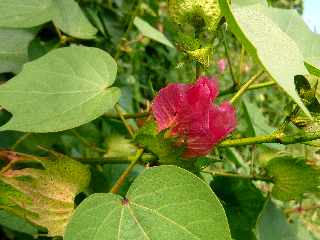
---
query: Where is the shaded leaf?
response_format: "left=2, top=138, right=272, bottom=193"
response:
left=0, top=28, right=38, bottom=74
left=0, top=46, right=120, bottom=133
left=0, top=151, right=91, bottom=236
left=0, top=210, right=38, bottom=235
left=212, top=177, right=265, bottom=240
left=65, top=165, right=231, bottom=240
left=242, top=99, right=284, bottom=150
left=255, top=199, right=299, bottom=240
left=133, top=17, right=174, bottom=48
left=220, top=0, right=310, bottom=117
left=266, top=156, right=320, bottom=201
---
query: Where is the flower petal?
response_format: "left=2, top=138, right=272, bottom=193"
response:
left=152, top=83, right=189, bottom=132
left=209, top=102, right=237, bottom=141
left=186, top=76, right=219, bottom=106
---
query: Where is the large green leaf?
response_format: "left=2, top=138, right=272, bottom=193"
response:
left=260, top=7, right=320, bottom=77
left=266, top=156, right=320, bottom=201
left=0, top=46, right=120, bottom=133
left=0, top=28, right=38, bottom=73
left=0, top=0, right=52, bottom=28
left=0, top=151, right=91, bottom=236
left=220, top=0, right=310, bottom=117
left=0, top=0, right=97, bottom=39
left=212, top=177, right=265, bottom=240
left=64, top=165, right=231, bottom=240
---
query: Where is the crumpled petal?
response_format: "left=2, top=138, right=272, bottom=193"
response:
left=152, top=76, right=237, bottom=158
left=152, top=83, right=189, bottom=131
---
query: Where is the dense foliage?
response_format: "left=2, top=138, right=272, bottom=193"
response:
left=0, top=0, right=319, bottom=239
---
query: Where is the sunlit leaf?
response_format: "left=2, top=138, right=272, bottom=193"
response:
left=220, top=0, right=310, bottom=117
left=65, top=165, right=231, bottom=240
left=0, top=46, right=120, bottom=133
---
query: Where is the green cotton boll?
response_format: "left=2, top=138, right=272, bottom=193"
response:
left=168, top=0, right=222, bottom=32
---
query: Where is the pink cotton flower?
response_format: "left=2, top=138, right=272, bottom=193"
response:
left=152, top=76, right=237, bottom=158
left=217, top=59, right=227, bottom=73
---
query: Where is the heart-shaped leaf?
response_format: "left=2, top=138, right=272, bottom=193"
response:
left=64, top=165, right=231, bottom=240
left=0, top=151, right=91, bottom=236
left=0, top=46, right=120, bottom=133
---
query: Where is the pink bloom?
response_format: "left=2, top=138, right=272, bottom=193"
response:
left=152, top=76, right=237, bottom=158
left=217, top=59, right=227, bottom=73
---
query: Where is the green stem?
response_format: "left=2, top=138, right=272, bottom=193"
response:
left=115, top=104, right=135, bottom=138
left=71, top=129, right=106, bottom=153
left=218, top=131, right=320, bottom=148
left=202, top=170, right=272, bottom=182
left=229, top=71, right=264, bottom=104
left=11, top=133, right=31, bottom=150
left=222, top=28, right=238, bottom=86
left=74, top=153, right=157, bottom=165
left=104, top=111, right=149, bottom=119
left=114, top=0, right=142, bottom=60
left=219, top=80, right=276, bottom=96
left=110, top=148, right=144, bottom=194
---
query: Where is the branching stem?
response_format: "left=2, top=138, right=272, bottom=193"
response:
left=110, top=148, right=144, bottom=194
left=230, top=70, right=264, bottom=104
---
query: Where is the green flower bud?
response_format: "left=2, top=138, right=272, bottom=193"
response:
left=168, top=0, right=222, bottom=32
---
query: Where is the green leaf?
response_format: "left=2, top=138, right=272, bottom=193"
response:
left=0, top=28, right=38, bottom=73
left=260, top=7, right=320, bottom=77
left=0, top=0, right=97, bottom=39
left=212, top=177, right=265, bottom=240
left=133, top=17, right=174, bottom=48
left=0, top=210, right=38, bottom=235
left=0, top=151, right=91, bottom=236
left=51, top=0, right=97, bottom=39
left=255, top=199, right=298, bottom=240
left=266, top=156, right=320, bottom=201
left=220, top=0, right=310, bottom=117
left=0, top=0, right=52, bottom=28
left=0, top=46, right=120, bottom=133
left=64, top=165, right=231, bottom=240
left=242, top=99, right=284, bottom=150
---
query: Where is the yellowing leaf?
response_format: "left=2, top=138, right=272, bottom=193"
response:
left=0, top=151, right=91, bottom=236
